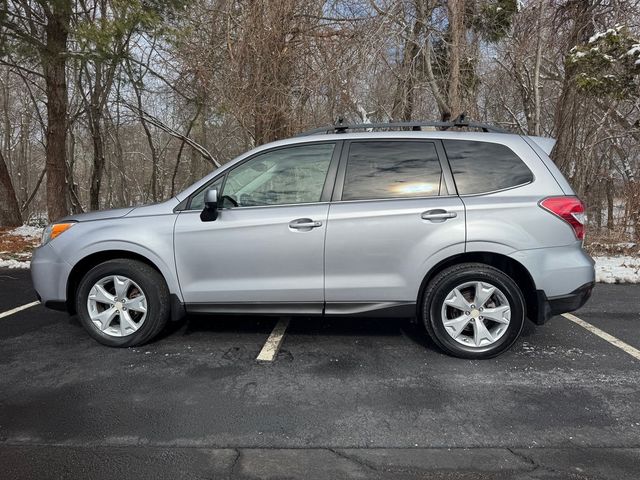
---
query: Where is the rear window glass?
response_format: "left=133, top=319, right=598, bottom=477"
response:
left=342, top=141, right=443, bottom=201
left=443, top=140, right=533, bottom=195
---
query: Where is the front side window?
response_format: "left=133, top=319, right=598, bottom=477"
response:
left=221, top=143, right=335, bottom=207
left=443, top=140, right=534, bottom=195
left=342, top=141, right=443, bottom=201
left=189, top=177, right=223, bottom=211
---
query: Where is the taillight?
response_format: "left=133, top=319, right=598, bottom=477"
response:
left=539, top=196, right=586, bottom=240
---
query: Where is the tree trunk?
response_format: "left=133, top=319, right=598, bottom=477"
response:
left=243, top=0, right=294, bottom=145
left=134, top=87, right=159, bottom=203
left=606, top=158, right=614, bottom=231
left=391, top=0, right=425, bottom=121
left=551, top=0, right=594, bottom=175
left=87, top=56, right=106, bottom=211
left=88, top=100, right=105, bottom=210
left=446, top=0, right=465, bottom=121
left=532, top=0, right=545, bottom=136
left=42, top=2, right=71, bottom=221
left=0, top=149, right=22, bottom=227
left=627, top=181, right=640, bottom=241
left=171, top=103, right=202, bottom=196
left=66, top=126, right=83, bottom=214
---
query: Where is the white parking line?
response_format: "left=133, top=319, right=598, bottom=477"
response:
left=256, top=317, right=290, bottom=363
left=563, top=312, right=640, bottom=361
left=0, top=300, right=41, bottom=320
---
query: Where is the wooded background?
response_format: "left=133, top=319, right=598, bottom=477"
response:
left=0, top=0, right=639, bottom=240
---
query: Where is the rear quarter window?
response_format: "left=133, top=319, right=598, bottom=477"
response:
left=443, top=140, right=533, bottom=195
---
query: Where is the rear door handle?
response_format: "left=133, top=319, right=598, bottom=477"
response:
left=289, top=218, right=323, bottom=230
left=421, top=210, right=457, bottom=221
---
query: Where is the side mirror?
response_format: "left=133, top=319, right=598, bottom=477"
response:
left=200, top=188, right=219, bottom=222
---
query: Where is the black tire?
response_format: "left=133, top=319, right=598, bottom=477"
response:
left=421, top=263, right=525, bottom=359
left=75, top=259, right=170, bottom=347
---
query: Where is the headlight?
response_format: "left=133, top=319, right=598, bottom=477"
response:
left=41, top=222, right=76, bottom=245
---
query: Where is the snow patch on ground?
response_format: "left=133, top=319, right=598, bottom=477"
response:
left=594, top=256, right=640, bottom=284
left=0, top=258, right=31, bottom=269
left=9, top=225, right=44, bottom=238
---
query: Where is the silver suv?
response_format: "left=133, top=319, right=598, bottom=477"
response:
left=31, top=120, right=595, bottom=358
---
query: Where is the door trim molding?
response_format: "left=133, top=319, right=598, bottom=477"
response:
left=324, top=302, right=415, bottom=317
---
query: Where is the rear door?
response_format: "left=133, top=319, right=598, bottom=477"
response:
left=324, top=139, right=465, bottom=313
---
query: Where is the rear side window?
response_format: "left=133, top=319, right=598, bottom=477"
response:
left=443, top=140, right=533, bottom=195
left=342, top=141, right=443, bottom=201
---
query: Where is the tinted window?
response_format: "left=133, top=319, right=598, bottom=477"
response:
left=342, top=141, right=443, bottom=201
left=443, top=140, right=533, bottom=195
left=222, top=143, right=334, bottom=207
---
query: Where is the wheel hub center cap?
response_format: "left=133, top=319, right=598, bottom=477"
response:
left=115, top=301, right=124, bottom=310
left=470, top=308, right=480, bottom=318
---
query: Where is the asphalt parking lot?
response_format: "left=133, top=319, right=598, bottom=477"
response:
left=0, top=268, right=639, bottom=480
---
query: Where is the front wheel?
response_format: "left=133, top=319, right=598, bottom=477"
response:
left=75, top=259, right=170, bottom=347
left=422, top=263, right=525, bottom=359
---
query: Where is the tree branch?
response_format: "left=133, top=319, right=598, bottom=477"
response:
left=122, top=101, right=221, bottom=168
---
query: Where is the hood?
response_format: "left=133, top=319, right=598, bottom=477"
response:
left=58, top=207, right=135, bottom=223
left=54, top=198, right=180, bottom=223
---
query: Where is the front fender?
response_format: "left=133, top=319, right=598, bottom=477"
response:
left=49, top=213, right=182, bottom=301
left=68, top=241, right=182, bottom=300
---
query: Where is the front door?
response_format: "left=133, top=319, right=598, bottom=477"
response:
left=174, top=142, right=339, bottom=314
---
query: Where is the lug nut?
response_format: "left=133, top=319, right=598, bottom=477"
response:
left=465, top=311, right=470, bottom=315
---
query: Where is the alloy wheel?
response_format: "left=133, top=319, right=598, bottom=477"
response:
left=86, top=275, right=148, bottom=337
left=440, top=281, right=511, bottom=348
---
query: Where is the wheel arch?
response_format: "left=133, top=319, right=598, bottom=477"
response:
left=417, top=251, right=538, bottom=322
left=66, top=250, right=177, bottom=316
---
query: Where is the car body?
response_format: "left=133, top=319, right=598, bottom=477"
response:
left=31, top=125, right=595, bottom=358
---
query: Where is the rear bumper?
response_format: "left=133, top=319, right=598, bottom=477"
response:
left=510, top=243, right=595, bottom=298
left=532, top=281, right=595, bottom=325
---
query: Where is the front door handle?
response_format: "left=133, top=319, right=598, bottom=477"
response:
left=289, top=218, right=323, bottom=230
left=421, top=210, right=457, bottom=222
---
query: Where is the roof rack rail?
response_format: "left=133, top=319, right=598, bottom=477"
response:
left=296, top=114, right=509, bottom=136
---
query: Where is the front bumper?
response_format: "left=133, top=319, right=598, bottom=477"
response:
left=532, top=281, right=595, bottom=325
left=31, top=244, right=72, bottom=311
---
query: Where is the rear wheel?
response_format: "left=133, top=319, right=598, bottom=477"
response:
left=75, top=259, right=170, bottom=347
left=422, top=263, right=525, bottom=359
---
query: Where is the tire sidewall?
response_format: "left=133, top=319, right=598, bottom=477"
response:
left=76, top=260, right=167, bottom=347
left=425, top=267, right=525, bottom=358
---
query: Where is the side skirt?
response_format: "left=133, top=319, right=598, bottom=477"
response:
left=183, top=301, right=416, bottom=318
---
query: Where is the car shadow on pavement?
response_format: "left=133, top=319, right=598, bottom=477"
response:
left=172, top=314, right=276, bottom=337
left=164, top=314, right=448, bottom=354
